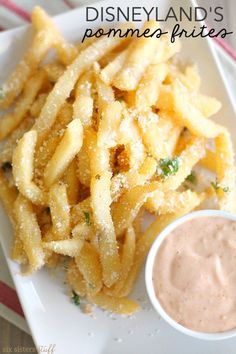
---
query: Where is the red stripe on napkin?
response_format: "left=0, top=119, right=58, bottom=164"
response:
left=0, top=0, right=31, bottom=22
left=0, top=281, right=25, bottom=317
left=63, top=0, right=75, bottom=9
left=213, top=37, right=236, bottom=62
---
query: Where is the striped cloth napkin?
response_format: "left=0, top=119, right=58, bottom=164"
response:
left=0, top=0, right=235, bottom=336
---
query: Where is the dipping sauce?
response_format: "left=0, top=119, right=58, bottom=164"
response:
left=153, top=216, right=236, bottom=333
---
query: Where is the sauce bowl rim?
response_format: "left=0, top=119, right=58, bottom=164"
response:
left=145, top=209, right=236, bottom=341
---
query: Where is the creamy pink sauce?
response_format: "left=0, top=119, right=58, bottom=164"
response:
left=153, top=216, right=236, bottom=333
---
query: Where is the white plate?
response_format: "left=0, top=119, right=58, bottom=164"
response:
left=0, top=0, right=235, bottom=353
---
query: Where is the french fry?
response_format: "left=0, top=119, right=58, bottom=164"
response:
left=179, top=65, right=201, bottom=92
left=75, top=71, right=93, bottom=97
left=112, top=182, right=159, bottom=236
left=100, top=49, right=128, bottom=85
left=45, top=252, right=61, bottom=268
left=73, top=71, right=94, bottom=127
left=152, top=34, right=181, bottom=64
left=36, top=206, right=51, bottom=234
left=0, top=71, right=46, bottom=141
left=107, top=226, right=136, bottom=296
left=200, top=149, right=216, bottom=171
left=135, top=63, right=168, bottom=108
left=32, top=29, right=131, bottom=142
left=0, top=169, right=18, bottom=222
left=173, top=80, right=223, bottom=138
left=43, top=62, right=65, bottom=83
left=0, top=115, right=35, bottom=165
left=113, top=137, right=205, bottom=236
left=133, top=208, right=145, bottom=239
left=191, top=94, right=222, bottom=118
left=0, top=35, right=50, bottom=109
left=30, top=93, right=48, bottom=118
left=166, top=64, right=200, bottom=92
left=88, top=292, right=140, bottom=315
left=44, top=119, right=83, bottom=188
left=96, top=75, right=114, bottom=112
left=215, top=130, right=236, bottom=213
left=76, top=129, right=93, bottom=188
left=113, top=21, right=163, bottom=91
left=137, top=111, right=174, bottom=159
left=119, top=109, right=145, bottom=169
left=73, top=95, right=93, bottom=127
left=156, top=84, right=174, bottom=111
left=72, top=222, right=91, bottom=241
left=97, top=101, right=122, bottom=148
left=91, top=144, right=110, bottom=177
left=76, top=37, right=97, bottom=53
left=145, top=190, right=205, bottom=215
left=11, top=233, right=28, bottom=265
left=111, top=156, right=157, bottom=200
left=64, top=159, right=79, bottom=206
left=75, top=242, right=102, bottom=294
left=91, top=171, right=120, bottom=287
left=67, top=260, right=87, bottom=297
left=14, top=194, right=44, bottom=272
left=12, top=130, right=46, bottom=205
left=135, top=156, right=157, bottom=177
left=71, top=197, right=91, bottom=226
left=32, top=6, right=77, bottom=65
left=43, top=239, right=83, bottom=257
left=0, top=5, right=73, bottom=110
left=34, top=103, right=73, bottom=180
left=48, top=182, right=70, bottom=240
left=161, top=137, right=206, bottom=191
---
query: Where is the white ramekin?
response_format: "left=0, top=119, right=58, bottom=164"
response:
left=145, top=209, right=236, bottom=340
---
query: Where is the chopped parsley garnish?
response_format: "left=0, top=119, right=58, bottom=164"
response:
left=186, top=171, right=197, bottom=185
left=211, top=180, right=220, bottom=191
left=88, top=283, right=95, bottom=289
left=83, top=211, right=91, bottom=226
left=72, top=290, right=80, bottom=306
left=211, top=180, right=229, bottom=194
left=156, top=157, right=180, bottom=179
left=0, top=88, right=4, bottom=99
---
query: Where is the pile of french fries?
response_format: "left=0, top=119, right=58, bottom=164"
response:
left=0, top=7, right=235, bottom=315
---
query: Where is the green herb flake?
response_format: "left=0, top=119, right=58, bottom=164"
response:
left=223, top=186, right=230, bottom=193
left=88, top=283, right=95, bottom=290
left=156, top=157, right=180, bottom=179
left=0, top=88, right=4, bottom=99
left=72, top=290, right=80, bottom=306
left=211, top=180, right=230, bottom=194
left=211, top=180, right=220, bottom=191
left=83, top=211, right=91, bottom=226
left=186, top=171, right=197, bottom=185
